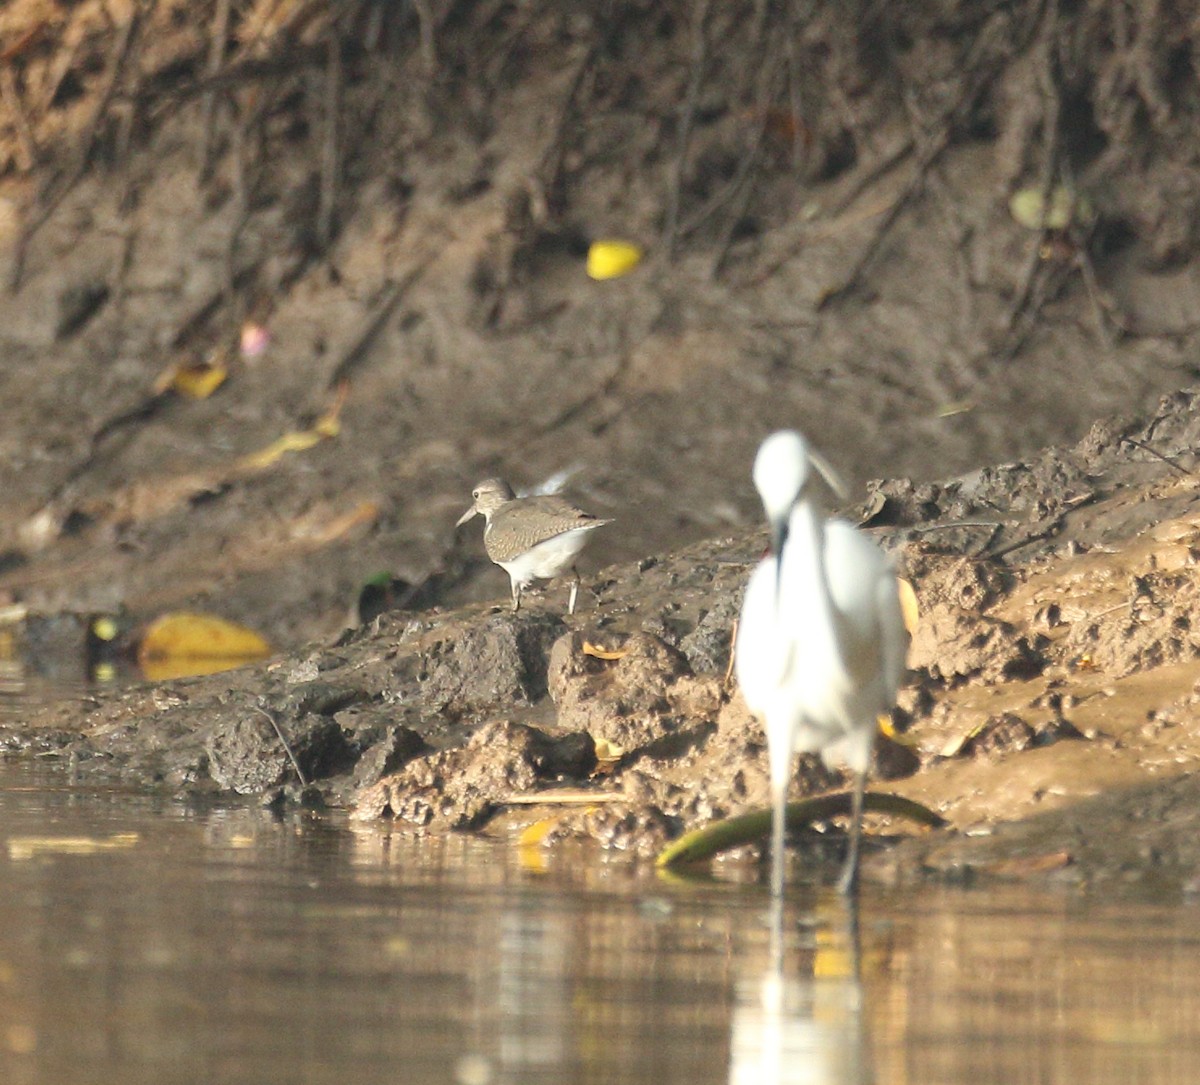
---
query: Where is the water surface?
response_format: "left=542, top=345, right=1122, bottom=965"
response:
left=0, top=760, right=1197, bottom=1085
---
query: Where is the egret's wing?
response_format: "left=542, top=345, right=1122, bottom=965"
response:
left=874, top=567, right=908, bottom=701
left=822, top=521, right=887, bottom=681
left=823, top=520, right=905, bottom=693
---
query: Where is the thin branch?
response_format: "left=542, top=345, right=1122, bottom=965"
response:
left=10, top=10, right=145, bottom=291
left=0, top=67, right=37, bottom=171
left=317, top=25, right=343, bottom=253
left=200, top=0, right=233, bottom=180
left=254, top=704, right=309, bottom=787
left=1120, top=436, right=1195, bottom=477
left=1002, top=10, right=1062, bottom=342
left=662, top=0, right=712, bottom=258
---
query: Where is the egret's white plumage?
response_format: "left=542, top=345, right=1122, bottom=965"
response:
left=736, top=430, right=906, bottom=895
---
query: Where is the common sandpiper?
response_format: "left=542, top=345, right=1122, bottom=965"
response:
left=456, top=478, right=612, bottom=615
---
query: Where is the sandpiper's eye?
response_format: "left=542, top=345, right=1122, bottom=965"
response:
left=472, top=489, right=479, bottom=499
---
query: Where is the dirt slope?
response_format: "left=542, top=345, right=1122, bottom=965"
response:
left=3, top=0, right=1200, bottom=647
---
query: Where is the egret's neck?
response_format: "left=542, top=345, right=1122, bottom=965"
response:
left=784, top=497, right=843, bottom=656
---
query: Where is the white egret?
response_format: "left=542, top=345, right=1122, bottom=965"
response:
left=736, top=430, right=907, bottom=896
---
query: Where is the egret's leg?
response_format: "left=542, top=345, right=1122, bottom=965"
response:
left=767, top=875, right=785, bottom=977
left=770, top=779, right=788, bottom=900
left=768, top=730, right=795, bottom=899
left=836, top=768, right=867, bottom=896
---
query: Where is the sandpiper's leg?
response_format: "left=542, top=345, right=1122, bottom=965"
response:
left=511, top=582, right=522, bottom=612
left=836, top=768, right=868, bottom=896
left=567, top=567, right=580, bottom=615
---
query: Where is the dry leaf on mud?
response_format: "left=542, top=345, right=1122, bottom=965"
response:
left=136, top=611, right=271, bottom=681
left=594, top=737, right=626, bottom=762
left=1008, top=185, right=1092, bottom=231
left=982, top=850, right=1073, bottom=878
left=897, top=576, right=919, bottom=636
left=582, top=641, right=629, bottom=661
left=154, top=359, right=228, bottom=399
left=236, top=383, right=346, bottom=471
left=8, top=833, right=140, bottom=860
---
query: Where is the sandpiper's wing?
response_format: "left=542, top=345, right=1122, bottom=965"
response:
left=485, top=495, right=611, bottom=561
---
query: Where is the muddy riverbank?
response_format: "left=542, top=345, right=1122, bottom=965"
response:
left=4, top=1, right=1200, bottom=889
left=6, top=388, right=1200, bottom=892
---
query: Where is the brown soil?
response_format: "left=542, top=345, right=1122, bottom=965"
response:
left=4, top=0, right=1200, bottom=891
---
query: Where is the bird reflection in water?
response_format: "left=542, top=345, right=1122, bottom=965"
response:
left=728, top=893, right=873, bottom=1085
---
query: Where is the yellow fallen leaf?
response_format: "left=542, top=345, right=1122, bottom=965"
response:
left=586, top=239, right=643, bottom=280
left=936, top=400, right=975, bottom=418
left=236, top=383, right=347, bottom=470
left=9, top=833, right=140, bottom=860
left=518, top=817, right=560, bottom=848
left=314, top=382, right=347, bottom=436
left=582, top=641, right=629, bottom=661
left=940, top=719, right=989, bottom=758
left=896, top=577, right=919, bottom=636
left=176, top=361, right=227, bottom=399
left=1008, top=186, right=1092, bottom=231
left=137, top=611, right=271, bottom=681
left=236, top=429, right=325, bottom=471
left=594, top=737, right=625, bottom=761
left=154, top=360, right=228, bottom=399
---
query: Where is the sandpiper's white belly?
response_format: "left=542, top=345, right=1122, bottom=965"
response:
left=496, top=525, right=597, bottom=586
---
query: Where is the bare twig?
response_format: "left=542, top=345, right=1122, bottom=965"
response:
left=981, top=492, right=1098, bottom=560
left=224, top=117, right=251, bottom=317
left=254, top=704, right=309, bottom=787
left=783, top=0, right=818, bottom=174
left=200, top=0, right=233, bottom=179
left=1120, top=436, right=1195, bottom=477
left=662, top=0, right=712, bottom=258
left=316, top=24, right=343, bottom=253
left=10, top=10, right=145, bottom=290
left=677, top=40, right=783, bottom=252
left=1001, top=12, right=1061, bottom=342
left=535, top=43, right=600, bottom=215
left=412, top=0, right=438, bottom=74
left=325, top=264, right=429, bottom=389
left=0, top=67, right=37, bottom=171
left=504, top=789, right=624, bottom=806
left=814, top=130, right=949, bottom=310
left=710, top=38, right=787, bottom=278
left=817, top=5, right=1040, bottom=310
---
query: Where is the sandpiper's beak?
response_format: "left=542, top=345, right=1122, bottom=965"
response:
left=456, top=505, right=478, bottom=528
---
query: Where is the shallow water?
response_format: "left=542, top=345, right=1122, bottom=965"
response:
left=0, top=760, right=1198, bottom=1085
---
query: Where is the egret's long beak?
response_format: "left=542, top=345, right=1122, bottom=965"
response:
left=807, top=447, right=849, bottom=502
left=771, top=517, right=789, bottom=603
left=769, top=517, right=788, bottom=558
left=456, top=506, right=477, bottom=527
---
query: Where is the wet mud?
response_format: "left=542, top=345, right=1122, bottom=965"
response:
left=5, top=390, right=1200, bottom=891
